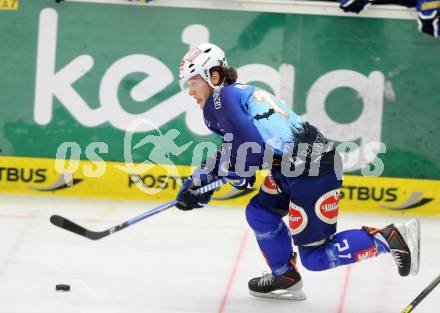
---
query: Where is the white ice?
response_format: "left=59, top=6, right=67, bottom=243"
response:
left=0, top=193, right=439, bottom=313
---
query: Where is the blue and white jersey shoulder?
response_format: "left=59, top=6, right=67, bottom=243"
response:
left=202, top=83, right=332, bottom=176
left=246, top=86, right=304, bottom=154
left=203, top=83, right=304, bottom=154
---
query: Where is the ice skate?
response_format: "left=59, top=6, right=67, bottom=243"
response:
left=366, top=218, right=420, bottom=276
left=248, top=253, right=306, bottom=300
left=391, top=218, right=421, bottom=276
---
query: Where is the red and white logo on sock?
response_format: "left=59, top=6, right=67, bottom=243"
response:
left=315, top=188, right=341, bottom=224
left=261, top=174, right=281, bottom=195
left=289, top=202, right=308, bottom=235
left=355, top=246, right=378, bottom=262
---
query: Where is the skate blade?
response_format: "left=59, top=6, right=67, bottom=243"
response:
left=249, top=282, right=307, bottom=301
left=406, top=218, right=421, bottom=276
left=249, top=289, right=307, bottom=300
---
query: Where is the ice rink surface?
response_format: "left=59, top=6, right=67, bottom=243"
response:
left=0, top=193, right=439, bottom=313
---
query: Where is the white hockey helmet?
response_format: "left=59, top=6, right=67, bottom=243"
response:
left=178, top=43, right=228, bottom=91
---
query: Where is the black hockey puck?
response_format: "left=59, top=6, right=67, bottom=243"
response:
left=55, top=284, right=70, bottom=292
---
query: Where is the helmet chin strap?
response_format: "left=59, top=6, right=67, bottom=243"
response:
left=209, top=81, right=224, bottom=90
left=205, top=73, right=226, bottom=90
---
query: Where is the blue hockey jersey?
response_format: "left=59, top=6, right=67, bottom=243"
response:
left=202, top=83, right=335, bottom=178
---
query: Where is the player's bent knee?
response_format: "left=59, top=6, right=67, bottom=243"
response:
left=245, top=197, right=284, bottom=232
left=245, top=198, right=263, bottom=229
left=298, top=245, right=329, bottom=271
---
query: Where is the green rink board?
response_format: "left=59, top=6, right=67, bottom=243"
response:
left=0, top=0, right=439, bottom=179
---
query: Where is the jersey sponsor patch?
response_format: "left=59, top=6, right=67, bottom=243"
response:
left=289, top=202, right=308, bottom=235
left=355, top=246, right=378, bottom=262
left=261, top=174, right=280, bottom=195
left=315, top=188, right=341, bottom=224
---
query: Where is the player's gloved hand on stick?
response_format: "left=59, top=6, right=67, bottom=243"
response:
left=417, top=0, right=440, bottom=37
left=176, top=169, right=215, bottom=211
left=339, top=0, right=371, bottom=13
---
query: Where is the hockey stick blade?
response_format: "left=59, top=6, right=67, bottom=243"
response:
left=50, top=178, right=227, bottom=240
left=50, top=214, right=110, bottom=240
left=50, top=200, right=177, bottom=240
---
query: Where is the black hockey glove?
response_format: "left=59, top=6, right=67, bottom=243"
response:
left=176, top=170, right=215, bottom=211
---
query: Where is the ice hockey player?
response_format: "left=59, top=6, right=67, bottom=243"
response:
left=175, top=43, right=421, bottom=300
left=339, top=0, right=439, bottom=38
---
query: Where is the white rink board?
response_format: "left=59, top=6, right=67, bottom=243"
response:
left=0, top=194, right=439, bottom=313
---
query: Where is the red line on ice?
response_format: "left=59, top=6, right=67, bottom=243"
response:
left=217, top=230, right=249, bottom=313
left=337, top=264, right=352, bottom=313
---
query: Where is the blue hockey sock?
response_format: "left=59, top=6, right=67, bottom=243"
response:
left=255, top=222, right=293, bottom=275
left=246, top=198, right=293, bottom=276
left=298, top=229, right=390, bottom=271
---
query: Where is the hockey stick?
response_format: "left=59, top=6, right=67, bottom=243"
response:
left=402, top=273, right=440, bottom=313
left=50, top=178, right=227, bottom=240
